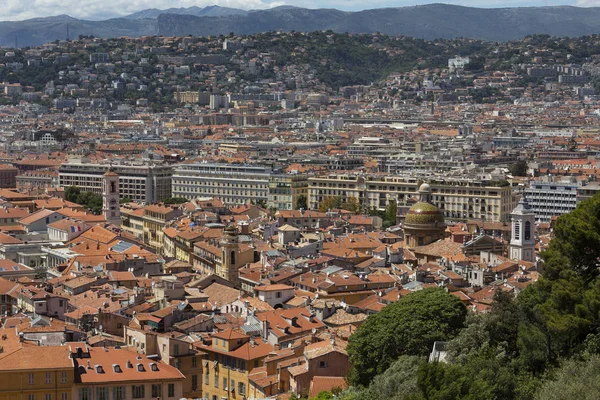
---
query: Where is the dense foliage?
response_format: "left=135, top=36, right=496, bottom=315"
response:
left=65, top=185, right=103, bottom=214
left=163, top=197, right=189, bottom=205
left=347, top=288, right=467, bottom=387
left=342, top=192, right=600, bottom=399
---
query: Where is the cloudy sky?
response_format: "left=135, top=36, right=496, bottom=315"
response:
left=1, top=0, right=593, bottom=21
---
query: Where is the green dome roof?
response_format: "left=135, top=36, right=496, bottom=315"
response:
left=404, top=201, right=445, bottom=226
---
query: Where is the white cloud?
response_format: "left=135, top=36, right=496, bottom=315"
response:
left=575, top=0, right=600, bottom=6
left=0, top=0, right=286, bottom=21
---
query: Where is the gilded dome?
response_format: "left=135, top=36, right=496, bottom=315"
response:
left=404, top=201, right=445, bottom=226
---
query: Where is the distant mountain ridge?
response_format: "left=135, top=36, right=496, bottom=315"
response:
left=4, top=4, right=600, bottom=47
left=123, top=5, right=248, bottom=20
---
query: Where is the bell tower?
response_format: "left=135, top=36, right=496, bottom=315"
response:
left=102, top=167, right=121, bottom=226
left=509, top=195, right=535, bottom=262
left=218, top=225, right=239, bottom=284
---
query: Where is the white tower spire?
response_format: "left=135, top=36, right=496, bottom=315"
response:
left=509, top=195, right=535, bottom=262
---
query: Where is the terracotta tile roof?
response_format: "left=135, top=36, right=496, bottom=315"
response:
left=0, top=208, right=29, bottom=219
left=195, top=336, right=273, bottom=361
left=0, top=276, right=20, bottom=295
left=309, top=376, right=348, bottom=398
left=73, top=346, right=184, bottom=383
left=254, top=284, right=294, bottom=292
left=201, top=283, right=241, bottom=307
left=0, top=346, right=73, bottom=369
left=323, top=309, right=368, bottom=326
left=78, top=225, right=117, bottom=244
left=19, top=208, right=56, bottom=225
left=0, top=231, right=23, bottom=244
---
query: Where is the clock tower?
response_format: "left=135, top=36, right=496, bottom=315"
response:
left=102, top=167, right=121, bottom=226
left=509, top=195, right=535, bottom=262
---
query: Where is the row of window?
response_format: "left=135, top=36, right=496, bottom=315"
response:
left=28, top=372, right=68, bottom=384
left=27, top=393, right=68, bottom=400
left=204, top=372, right=247, bottom=395
left=173, top=180, right=268, bottom=188
left=78, top=384, right=175, bottom=400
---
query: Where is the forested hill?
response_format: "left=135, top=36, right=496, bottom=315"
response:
left=157, top=4, right=600, bottom=41
left=7, top=4, right=600, bottom=47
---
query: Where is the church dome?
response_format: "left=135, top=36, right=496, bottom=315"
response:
left=404, top=202, right=445, bottom=226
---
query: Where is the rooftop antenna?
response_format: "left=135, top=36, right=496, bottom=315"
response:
left=66, top=23, right=70, bottom=41
left=14, top=36, right=17, bottom=49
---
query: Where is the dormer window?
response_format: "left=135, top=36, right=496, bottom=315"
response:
left=150, top=363, right=159, bottom=372
left=137, top=364, right=145, bottom=372
left=113, top=364, right=122, bottom=373
left=95, top=365, right=104, bottom=374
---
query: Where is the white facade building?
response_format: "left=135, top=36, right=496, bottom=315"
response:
left=59, top=158, right=172, bottom=204
left=509, top=196, right=536, bottom=262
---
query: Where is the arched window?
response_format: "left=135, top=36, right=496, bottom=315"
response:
left=110, top=181, right=116, bottom=193
left=514, top=221, right=520, bottom=240
left=524, top=221, right=531, bottom=240
left=231, top=250, right=236, bottom=265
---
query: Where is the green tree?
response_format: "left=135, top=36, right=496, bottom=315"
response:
left=385, top=200, right=398, bottom=225
left=342, top=197, right=361, bottom=213
left=345, top=356, right=425, bottom=400
left=417, top=355, right=517, bottom=400
left=163, top=197, right=189, bottom=205
left=534, top=356, right=600, bottom=400
left=76, top=191, right=103, bottom=214
left=347, top=288, right=467, bottom=387
left=119, top=197, right=133, bottom=204
left=65, top=186, right=81, bottom=203
left=540, top=192, right=600, bottom=281
left=310, top=391, right=334, bottom=400
left=509, top=160, right=528, bottom=176
left=318, top=196, right=342, bottom=213
left=296, top=194, right=308, bottom=210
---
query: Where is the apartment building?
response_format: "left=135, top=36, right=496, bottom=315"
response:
left=0, top=276, right=19, bottom=315
left=576, top=182, right=600, bottom=203
left=172, top=163, right=271, bottom=206
left=142, top=205, right=183, bottom=253
left=194, top=329, right=274, bottom=400
left=524, top=179, right=579, bottom=222
left=267, top=173, right=309, bottom=211
left=0, top=346, right=74, bottom=400
left=59, top=158, right=172, bottom=204
left=308, top=174, right=517, bottom=222
left=16, top=169, right=58, bottom=192
left=71, top=345, right=185, bottom=400
left=0, top=164, right=19, bottom=188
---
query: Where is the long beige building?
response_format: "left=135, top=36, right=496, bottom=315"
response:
left=172, top=163, right=271, bottom=206
left=59, top=158, right=173, bottom=204
left=308, top=173, right=517, bottom=222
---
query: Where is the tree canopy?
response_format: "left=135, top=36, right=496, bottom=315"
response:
left=65, top=186, right=103, bottom=214
left=163, top=197, right=189, bottom=205
left=534, top=356, right=600, bottom=400
left=347, top=288, right=467, bottom=387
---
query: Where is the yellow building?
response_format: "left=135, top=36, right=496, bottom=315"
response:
left=194, top=328, right=274, bottom=400
left=307, top=174, right=517, bottom=222
left=0, top=346, right=74, bottom=400
left=142, top=205, right=182, bottom=253
left=268, top=173, right=309, bottom=211
left=174, top=91, right=200, bottom=104
left=120, top=205, right=145, bottom=241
